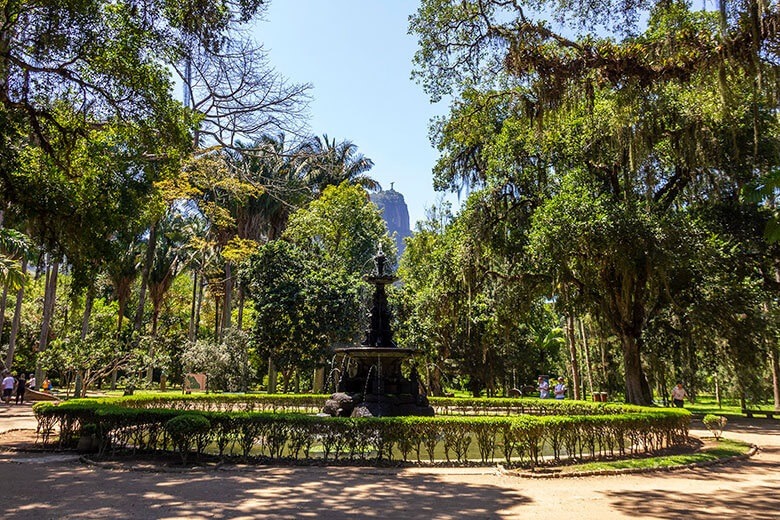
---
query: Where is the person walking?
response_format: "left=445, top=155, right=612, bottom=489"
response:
left=2, top=372, right=16, bottom=404
left=671, top=381, right=687, bottom=408
left=14, top=372, right=26, bottom=404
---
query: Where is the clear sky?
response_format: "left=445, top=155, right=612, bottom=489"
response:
left=256, top=0, right=452, bottom=227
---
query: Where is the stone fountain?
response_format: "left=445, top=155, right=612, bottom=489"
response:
left=322, top=247, right=434, bottom=417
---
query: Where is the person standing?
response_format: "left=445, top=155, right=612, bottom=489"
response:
left=671, top=382, right=687, bottom=408
left=554, top=377, right=566, bottom=400
left=538, top=376, right=550, bottom=399
left=2, top=372, right=16, bottom=404
left=27, top=374, right=36, bottom=391
left=15, top=372, right=26, bottom=404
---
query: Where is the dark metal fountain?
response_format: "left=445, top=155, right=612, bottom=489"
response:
left=322, top=247, right=434, bottom=417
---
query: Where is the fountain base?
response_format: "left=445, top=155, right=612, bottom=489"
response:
left=323, top=348, right=434, bottom=417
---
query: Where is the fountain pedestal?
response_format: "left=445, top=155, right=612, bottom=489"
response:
left=323, top=248, right=434, bottom=417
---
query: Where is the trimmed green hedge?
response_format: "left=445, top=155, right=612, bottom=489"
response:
left=33, top=396, right=690, bottom=467
left=46, top=393, right=656, bottom=417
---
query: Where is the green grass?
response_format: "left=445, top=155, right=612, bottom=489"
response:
left=558, top=438, right=751, bottom=474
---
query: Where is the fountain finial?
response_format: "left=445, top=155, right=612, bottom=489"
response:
left=375, top=245, right=386, bottom=276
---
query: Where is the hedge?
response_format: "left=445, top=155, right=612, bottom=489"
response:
left=33, top=397, right=690, bottom=467
left=49, top=393, right=657, bottom=417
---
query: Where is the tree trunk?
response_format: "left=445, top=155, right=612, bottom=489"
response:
left=81, top=284, right=95, bottom=341
left=621, top=334, right=652, bottom=405
left=0, top=281, right=8, bottom=345
left=134, top=221, right=158, bottom=334
left=194, top=277, right=204, bottom=340
left=237, top=286, right=245, bottom=330
left=5, top=257, right=26, bottom=369
left=770, top=347, right=780, bottom=412
left=35, top=258, right=59, bottom=384
left=579, top=318, right=594, bottom=397
left=147, top=305, right=161, bottom=383
left=267, top=357, right=277, bottom=393
left=188, top=271, right=198, bottom=341
left=220, top=262, right=233, bottom=340
left=565, top=314, right=581, bottom=400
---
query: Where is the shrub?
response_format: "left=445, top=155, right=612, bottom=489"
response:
left=702, top=414, right=728, bottom=440
left=164, top=414, right=211, bottom=463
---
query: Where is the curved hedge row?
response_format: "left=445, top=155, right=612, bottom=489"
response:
left=58, top=393, right=656, bottom=417
left=33, top=397, right=690, bottom=467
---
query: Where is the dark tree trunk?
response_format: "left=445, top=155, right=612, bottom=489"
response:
left=621, top=334, right=652, bottom=405
left=134, top=221, right=158, bottom=334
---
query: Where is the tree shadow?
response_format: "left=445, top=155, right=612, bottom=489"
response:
left=5, top=462, right=532, bottom=519
left=606, top=486, right=780, bottom=519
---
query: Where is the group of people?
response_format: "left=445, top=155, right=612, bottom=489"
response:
left=534, top=375, right=690, bottom=407
left=537, top=376, right=567, bottom=399
left=1, top=372, right=50, bottom=405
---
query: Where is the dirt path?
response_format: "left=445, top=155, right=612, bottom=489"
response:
left=2, top=404, right=778, bottom=519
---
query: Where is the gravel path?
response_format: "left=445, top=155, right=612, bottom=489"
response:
left=2, top=403, right=778, bottom=519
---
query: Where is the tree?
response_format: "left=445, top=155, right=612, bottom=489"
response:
left=411, top=1, right=780, bottom=404
left=242, top=240, right=362, bottom=391
left=242, top=183, right=395, bottom=390
left=299, top=135, right=379, bottom=194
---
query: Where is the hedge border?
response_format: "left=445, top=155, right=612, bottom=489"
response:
left=33, top=396, right=690, bottom=468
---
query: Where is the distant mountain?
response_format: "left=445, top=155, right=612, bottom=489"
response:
left=370, top=185, right=412, bottom=256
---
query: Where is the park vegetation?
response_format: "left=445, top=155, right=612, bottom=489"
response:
left=0, top=0, right=779, bottom=411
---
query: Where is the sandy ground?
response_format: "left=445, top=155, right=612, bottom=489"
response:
left=1, top=403, right=778, bottom=519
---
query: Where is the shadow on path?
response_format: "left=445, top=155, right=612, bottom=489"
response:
left=606, top=486, right=780, bottom=520
left=3, top=462, right=530, bottom=519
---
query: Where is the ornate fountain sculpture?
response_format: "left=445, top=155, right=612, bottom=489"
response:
left=322, top=247, right=434, bottom=417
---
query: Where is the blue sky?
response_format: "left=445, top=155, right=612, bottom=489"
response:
left=256, top=1, right=452, bottom=227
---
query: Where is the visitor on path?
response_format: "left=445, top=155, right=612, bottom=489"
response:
left=27, top=374, right=35, bottom=390
left=671, top=382, right=687, bottom=408
left=2, top=373, right=16, bottom=404
left=538, top=376, right=550, bottom=399
left=41, top=378, right=52, bottom=393
left=15, top=373, right=26, bottom=404
left=554, top=377, right=566, bottom=400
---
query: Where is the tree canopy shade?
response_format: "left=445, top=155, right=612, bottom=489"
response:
left=410, top=0, right=780, bottom=404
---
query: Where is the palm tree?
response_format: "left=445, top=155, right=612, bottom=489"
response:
left=298, top=134, right=379, bottom=193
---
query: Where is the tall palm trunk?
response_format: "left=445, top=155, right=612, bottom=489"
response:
left=194, top=277, right=204, bottom=339
left=579, top=318, right=594, bottom=397
left=236, top=286, right=245, bottom=330
left=0, top=282, right=8, bottom=346
left=75, top=284, right=95, bottom=397
left=220, top=262, right=233, bottom=340
left=188, top=271, right=198, bottom=341
left=4, top=257, right=25, bottom=369
left=565, top=314, right=581, bottom=400
left=134, top=221, right=158, bottom=334
left=35, top=258, right=59, bottom=383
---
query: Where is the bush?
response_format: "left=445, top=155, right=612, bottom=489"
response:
left=702, top=414, right=728, bottom=440
left=165, top=414, right=211, bottom=463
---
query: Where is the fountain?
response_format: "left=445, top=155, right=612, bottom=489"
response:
left=322, top=247, right=434, bottom=417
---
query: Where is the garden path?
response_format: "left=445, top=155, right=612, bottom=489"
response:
left=1, top=404, right=778, bottom=519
